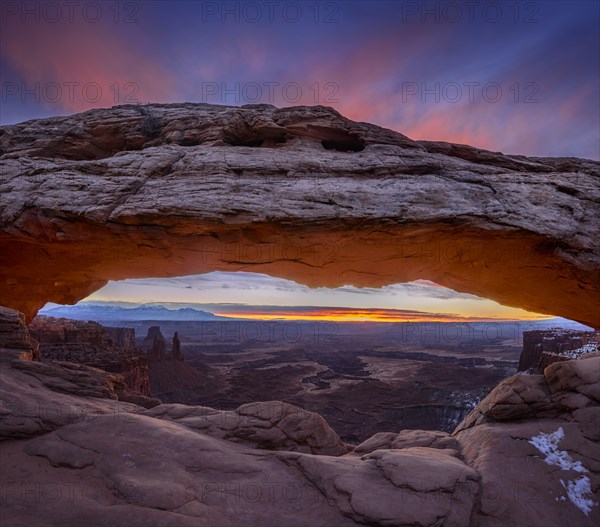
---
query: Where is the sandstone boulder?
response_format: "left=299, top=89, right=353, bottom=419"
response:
left=277, top=446, right=478, bottom=527
left=452, top=355, right=600, bottom=525
left=545, top=356, right=600, bottom=402
left=456, top=355, right=599, bottom=431
left=354, top=428, right=458, bottom=454
left=144, top=400, right=350, bottom=456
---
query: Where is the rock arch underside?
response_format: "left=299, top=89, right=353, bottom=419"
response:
left=0, top=104, right=599, bottom=326
left=1, top=104, right=600, bottom=527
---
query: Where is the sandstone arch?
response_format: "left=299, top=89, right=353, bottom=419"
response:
left=0, top=103, right=598, bottom=327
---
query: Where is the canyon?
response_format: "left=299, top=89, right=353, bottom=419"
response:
left=28, top=315, right=521, bottom=442
left=29, top=316, right=151, bottom=396
left=1, top=306, right=599, bottom=526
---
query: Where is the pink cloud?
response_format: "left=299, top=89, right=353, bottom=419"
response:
left=2, top=20, right=177, bottom=113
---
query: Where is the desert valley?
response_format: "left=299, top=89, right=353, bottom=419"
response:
left=29, top=306, right=591, bottom=444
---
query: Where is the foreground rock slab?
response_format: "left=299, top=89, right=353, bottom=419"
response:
left=0, top=307, right=598, bottom=526
left=145, top=400, right=351, bottom=456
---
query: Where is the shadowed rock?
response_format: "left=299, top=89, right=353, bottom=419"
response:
left=0, top=306, right=39, bottom=362
left=144, top=326, right=167, bottom=361
left=29, top=315, right=151, bottom=395
left=171, top=331, right=183, bottom=361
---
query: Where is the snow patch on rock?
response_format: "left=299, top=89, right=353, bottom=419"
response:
left=557, top=343, right=599, bottom=360
left=529, top=427, right=597, bottom=516
left=561, top=477, right=596, bottom=516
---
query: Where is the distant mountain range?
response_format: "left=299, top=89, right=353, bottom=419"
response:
left=40, top=304, right=225, bottom=321
left=38, top=303, right=593, bottom=330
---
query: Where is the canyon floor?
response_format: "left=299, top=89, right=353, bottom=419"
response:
left=115, top=320, right=522, bottom=443
left=1, top=307, right=599, bottom=527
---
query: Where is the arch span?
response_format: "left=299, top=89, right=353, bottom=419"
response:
left=0, top=104, right=598, bottom=326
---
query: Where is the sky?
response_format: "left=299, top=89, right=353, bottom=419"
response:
left=3, top=1, right=598, bottom=322
left=84, top=273, right=556, bottom=322
left=1, top=0, right=598, bottom=159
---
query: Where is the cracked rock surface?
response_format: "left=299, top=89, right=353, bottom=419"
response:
left=144, top=400, right=350, bottom=456
left=1, top=103, right=599, bottom=326
left=0, top=306, right=598, bottom=526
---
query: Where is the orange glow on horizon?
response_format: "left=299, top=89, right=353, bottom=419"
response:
left=215, top=309, right=555, bottom=324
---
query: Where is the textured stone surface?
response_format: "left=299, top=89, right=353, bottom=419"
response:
left=0, top=305, right=599, bottom=525
left=456, top=418, right=599, bottom=527
left=29, top=315, right=151, bottom=395
left=0, top=309, right=158, bottom=440
left=0, top=360, right=142, bottom=440
left=519, top=329, right=599, bottom=372
left=1, top=103, right=599, bottom=326
left=144, top=400, right=350, bottom=456
left=277, top=446, right=479, bottom=527
left=545, top=355, right=600, bottom=402
left=451, top=355, right=600, bottom=526
left=354, top=428, right=459, bottom=454
left=0, top=306, right=39, bottom=362
left=455, top=355, right=600, bottom=431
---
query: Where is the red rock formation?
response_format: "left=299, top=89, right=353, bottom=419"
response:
left=143, top=326, right=168, bottom=362
left=519, top=329, right=599, bottom=372
left=1, top=304, right=598, bottom=526
left=29, top=316, right=151, bottom=395
left=0, top=306, right=39, bottom=362
left=141, top=326, right=214, bottom=400
left=171, top=332, right=183, bottom=361
left=0, top=104, right=599, bottom=327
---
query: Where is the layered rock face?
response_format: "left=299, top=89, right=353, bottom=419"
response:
left=1, top=104, right=599, bottom=327
left=143, top=326, right=167, bottom=361
left=29, top=315, right=151, bottom=395
left=0, top=305, right=598, bottom=526
left=172, top=331, right=183, bottom=361
left=0, top=359, right=148, bottom=440
left=140, top=326, right=218, bottom=402
left=0, top=306, right=39, bottom=362
left=519, top=329, right=600, bottom=373
left=142, top=325, right=184, bottom=362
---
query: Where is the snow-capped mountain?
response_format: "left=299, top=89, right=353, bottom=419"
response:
left=40, top=303, right=224, bottom=321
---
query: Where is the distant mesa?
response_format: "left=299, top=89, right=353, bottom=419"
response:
left=26, top=315, right=156, bottom=403
left=518, top=328, right=600, bottom=373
